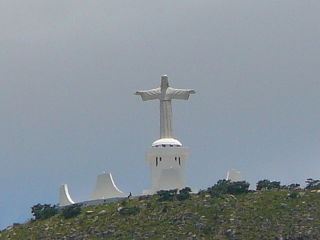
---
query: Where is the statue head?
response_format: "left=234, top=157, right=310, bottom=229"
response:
left=161, top=75, right=169, bottom=88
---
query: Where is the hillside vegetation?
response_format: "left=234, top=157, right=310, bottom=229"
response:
left=1, top=181, right=320, bottom=240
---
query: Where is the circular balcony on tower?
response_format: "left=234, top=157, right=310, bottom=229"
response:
left=152, top=138, right=182, bottom=147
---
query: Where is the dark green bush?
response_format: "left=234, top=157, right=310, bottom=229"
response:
left=157, top=188, right=192, bottom=201
left=157, top=189, right=178, bottom=201
left=305, top=178, right=320, bottom=190
left=226, top=181, right=250, bottom=194
left=61, top=204, right=81, bottom=219
left=180, top=187, right=192, bottom=194
left=207, top=180, right=250, bottom=196
left=177, top=187, right=192, bottom=201
left=282, top=183, right=301, bottom=190
left=256, top=179, right=281, bottom=190
left=31, top=204, right=58, bottom=220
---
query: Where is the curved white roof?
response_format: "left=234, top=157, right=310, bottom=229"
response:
left=59, top=184, right=75, bottom=207
left=152, top=138, right=182, bottom=147
left=88, top=173, right=126, bottom=200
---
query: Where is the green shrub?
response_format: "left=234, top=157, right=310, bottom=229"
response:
left=156, top=187, right=192, bottom=201
left=305, top=178, right=320, bottom=190
left=61, top=204, right=81, bottom=219
left=282, top=183, right=301, bottom=190
left=287, top=191, right=299, bottom=199
left=120, top=199, right=128, bottom=206
left=180, top=187, right=192, bottom=194
left=207, top=180, right=250, bottom=196
left=31, top=204, right=58, bottom=220
left=226, top=181, right=250, bottom=195
left=256, top=179, right=281, bottom=190
left=177, top=187, right=192, bottom=201
left=157, top=189, right=178, bottom=201
left=118, top=206, right=140, bottom=215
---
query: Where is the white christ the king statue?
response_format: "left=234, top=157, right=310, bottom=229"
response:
left=135, top=75, right=195, bottom=139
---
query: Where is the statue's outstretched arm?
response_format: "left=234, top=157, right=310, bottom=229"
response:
left=135, top=88, right=161, bottom=101
left=169, top=88, right=196, bottom=100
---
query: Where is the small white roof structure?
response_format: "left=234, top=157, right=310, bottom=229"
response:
left=226, top=170, right=243, bottom=182
left=89, top=173, right=126, bottom=200
left=59, top=184, right=75, bottom=207
left=152, top=138, right=182, bottom=147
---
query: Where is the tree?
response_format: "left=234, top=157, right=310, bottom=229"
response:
left=156, top=187, right=192, bottom=201
left=31, top=204, right=58, bottom=220
left=207, top=180, right=250, bottom=196
left=305, top=178, right=320, bottom=190
left=227, top=181, right=250, bottom=195
left=61, top=204, right=81, bottom=219
left=177, top=187, right=192, bottom=200
left=157, top=189, right=178, bottom=201
left=281, top=183, right=300, bottom=190
left=256, top=179, right=281, bottom=190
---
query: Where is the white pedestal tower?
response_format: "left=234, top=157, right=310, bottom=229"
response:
left=136, top=75, right=195, bottom=194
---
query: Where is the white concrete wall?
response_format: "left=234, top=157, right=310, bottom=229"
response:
left=146, top=146, right=189, bottom=193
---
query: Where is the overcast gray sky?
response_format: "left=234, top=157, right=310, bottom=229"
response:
left=1, top=0, right=320, bottom=229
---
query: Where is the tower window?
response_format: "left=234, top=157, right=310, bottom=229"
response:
left=175, top=157, right=177, bottom=161
left=156, top=159, right=158, bottom=166
left=179, top=157, right=181, bottom=166
left=160, top=157, right=162, bottom=161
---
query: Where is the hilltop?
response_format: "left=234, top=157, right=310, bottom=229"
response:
left=1, top=183, right=320, bottom=240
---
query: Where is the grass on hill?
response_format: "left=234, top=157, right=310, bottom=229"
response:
left=1, top=187, right=320, bottom=240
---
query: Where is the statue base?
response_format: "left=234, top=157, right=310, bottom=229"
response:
left=144, top=139, right=189, bottom=194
